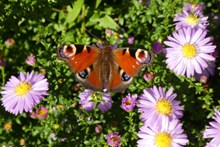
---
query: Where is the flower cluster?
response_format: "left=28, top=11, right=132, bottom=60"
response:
left=137, top=86, right=188, bottom=146
left=164, top=3, right=216, bottom=80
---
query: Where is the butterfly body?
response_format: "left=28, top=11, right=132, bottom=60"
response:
left=58, top=44, right=152, bottom=92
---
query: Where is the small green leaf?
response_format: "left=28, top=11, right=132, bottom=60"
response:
left=95, top=0, right=102, bottom=9
left=66, top=0, right=84, bottom=23
left=98, top=15, right=119, bottom=30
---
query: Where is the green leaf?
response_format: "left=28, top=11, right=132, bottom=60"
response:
left=95, top=0, right=102, bottom=9
left=98, top=15, right=119, bottom=30
left=66, top=0, right=84, bottom=23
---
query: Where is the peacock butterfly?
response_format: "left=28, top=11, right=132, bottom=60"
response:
left=57, top=44, right=153, bottom=92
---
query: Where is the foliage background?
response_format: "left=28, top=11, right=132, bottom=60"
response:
left=0, top=0, right=220, bottom=146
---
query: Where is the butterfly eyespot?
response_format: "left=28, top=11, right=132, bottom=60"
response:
left=121, top=72, right=131, bottom=81
left=65, top=45, right=74, bottom=53
left=135, top=50, right=152, bottom=64
left=78, top=69, right=89, bottom=79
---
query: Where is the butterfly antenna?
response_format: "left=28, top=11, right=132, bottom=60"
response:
left=84, top=28, right=109, bottom=46
left=84, top=28, right=101, bottom=41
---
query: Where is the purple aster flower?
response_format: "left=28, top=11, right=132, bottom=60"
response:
left=137, top=119, right=189, bottom=147
left=25, top=54, right=36, bottom=66
left=174, top=9, right=208, bottom=30
left=0, top=71, right=49, bottom=115
left=121, top=93, right=137, bottom=111
left=36, top=106, right=48, bottom=120
left=183, top=3, right=205, bottom=15
left=203, top=109, right=220, bottom=146
left=5, top=38, right=15, bottom=47
left=127, top=36, right=135, bottom=44
left=152, top=41, right=163, bottom=54
left=205, top=142, right=219, bottom=147
left=79, top=89, right=112, bottom=113
left=164, top=27, right=216, bottom=78
left=95, top=124, right=103, bottom=133
left=194, top=61, right=216, bottom=83
left=138, top=86, right=183, bottom=126
left=107, top=132, right=121, bottom=147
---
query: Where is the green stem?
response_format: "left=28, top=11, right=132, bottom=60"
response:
left=1, top=67, right=5, bottom=86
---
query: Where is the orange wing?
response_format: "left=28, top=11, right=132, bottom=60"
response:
left=114, top=48, right=151, bottom=76
left=67, top=45, right=99, bottom=73
left=58, top=44, right=103, bottom=90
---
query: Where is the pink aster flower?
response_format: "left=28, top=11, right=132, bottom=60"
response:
left=138, top=86, right=183, bottom=126
left=107, top=132, right=121, bottom=147
left=128, top=36, right=135, bottom=44
left=5, top=38, right=15, bottom=47
left=137, top=119, right=189, bottom=147
left=25, top=54, right=36, bottom=66
left=121, top=93, right=137, bottom=111
left=105, top=29, right=114, bottom=36
left=174, top=9, right=208, bottom=30
left=36, top=106, right=48, bottom=120
left=79, top=89, right=112, bottom=113
left=164, top=27, right=216, bottom=78
left=0, top=71, right=49, bottom=115
left=203, top=109, right=220, bottom=146
left=143, top=71, right=154, bottom=82
left=95, top=124, right=103, bottom=134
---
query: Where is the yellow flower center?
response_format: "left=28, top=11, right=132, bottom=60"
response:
left=156, top=99, right=173, bottom=116
left=4, top=123, right=12, bottom=130
left=15, top=82, right=31, bottom=96
left=20, top=138, right=25, bottom=146
left=186, top=14, right=199, bottom=25
left=155, top=132, right=172, bottom=147
left=38, top=109, right=47, bottom=117
left=182, top=43, right=197, bottom=58
left=91, top=92, right=103, bottom=102
left=53, top=124, right=60, bottom=129
left=125, top=100, right=131, bottom=105
left=111, top=136, right=117, bottom=141
left=113, top=33, right=119, bottom=38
